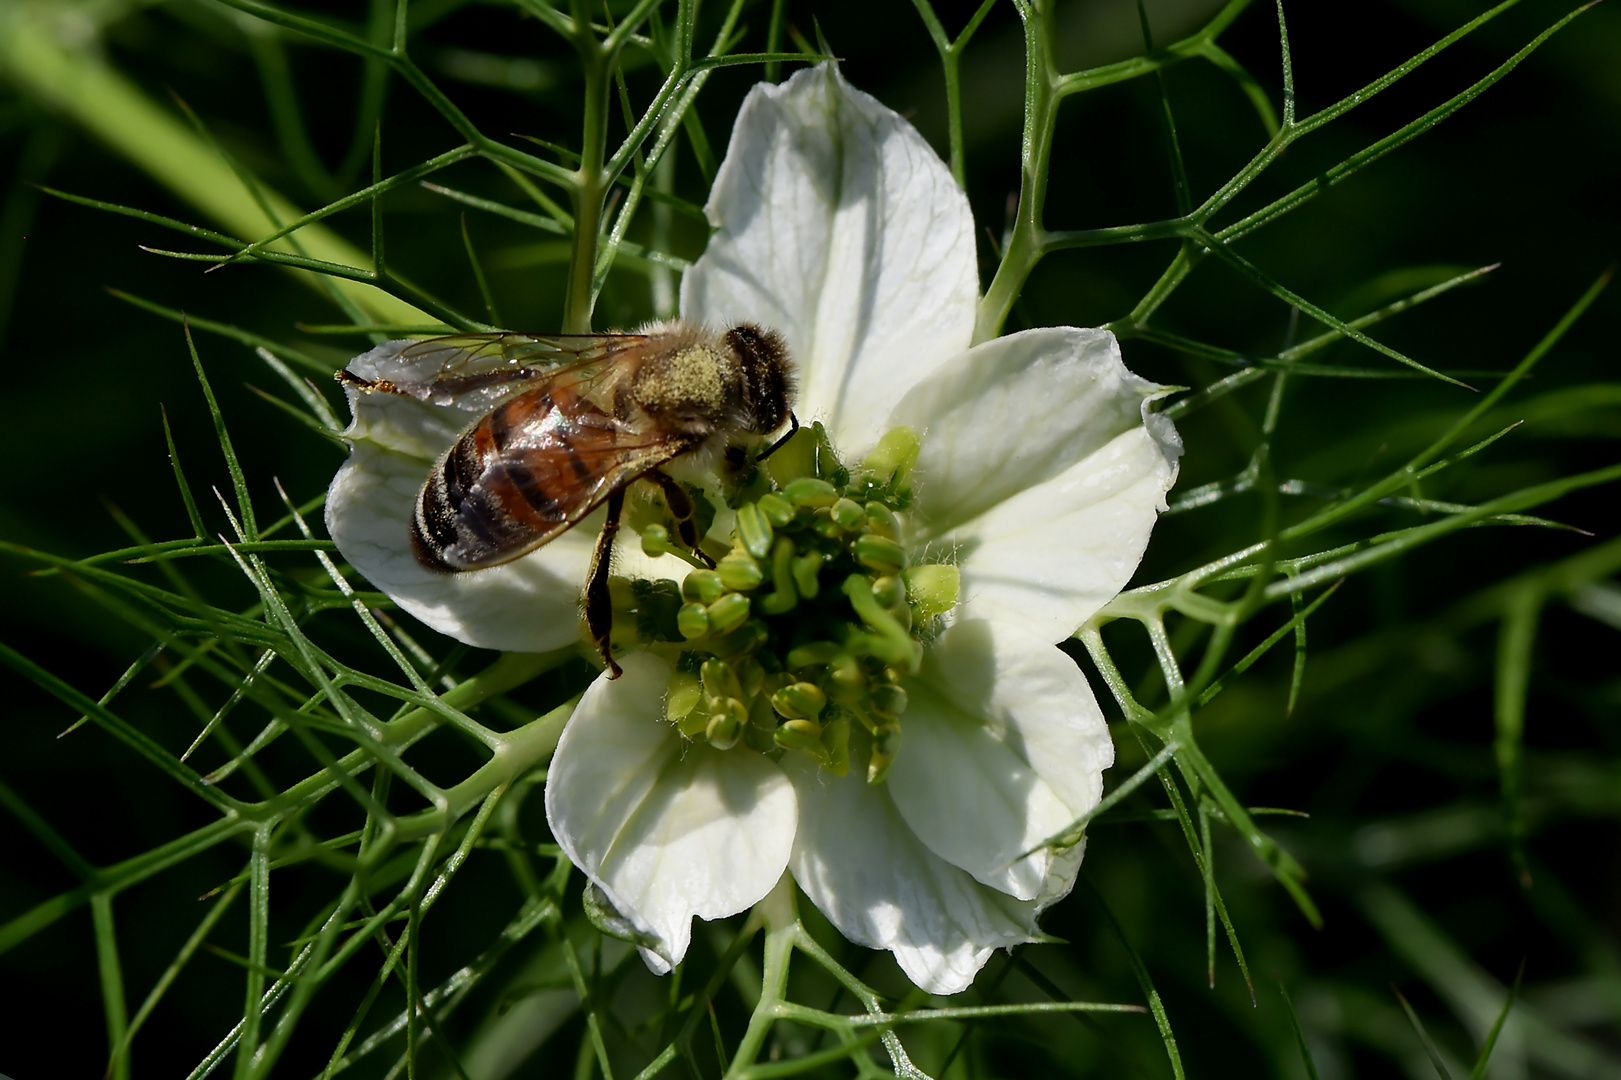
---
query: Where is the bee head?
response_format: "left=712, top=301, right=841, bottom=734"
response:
left=726, top=323, right=796, bottom=437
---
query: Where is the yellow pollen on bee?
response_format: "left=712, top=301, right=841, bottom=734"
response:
left=636, top=345, right=729, bottom=412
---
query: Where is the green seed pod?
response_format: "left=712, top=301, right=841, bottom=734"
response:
left=676, top=602, right=710, bottom=640
left=665, top=668, right=702, bottom=725
left=700, top=657, right=744, bottom=703
left=706, top=592, right=752, bottom=634
left=792, top=551, right=823, bottom=599
left=853, top=534, right=906, bottom=573
left=865, top=501, right=900, bottom=539
left=870, top=682, right=908, bottom=719
left=716, top=550, right=763, bottom=592
left=757, top=491, right=796, bottom=527
left=871, top=574, right=905, bottom=609
left=770, top=681, right=827, bottom=721
left=902, top=564, right=960, bottom=618
left=774, top=718, right=823, bottom=750
left=734, top=502, right=775, bottom=559
left=830, top=497, right=867, bottom=531
left=783, top=476, right=839, bottom=508
left=682, top=569, right=726, bottom=604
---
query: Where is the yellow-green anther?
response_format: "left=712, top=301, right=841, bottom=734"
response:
left=771, top=681, right=827, bottom=721
left=786, top=641, right=841, bottom=669
left=792, top=551, right=823, bottom=599
left=830, top=497, right=866, bottom=531
left=676, top=602, right=710, bottom=639
left=853, top=534, right=906, bottom=573
left=863, top=426, right=919, bottom=485
left=758, top=537, right=799, bottom=615
left=811, top=508, right=840, bottom=539
left=871, top=683, right=908, bottom=719
left=666, top=668, right=702, bottom=724
left=735, top=502, right=774, bottom=558
left=757, top=491, right=796, bottom=527
left=716, top=550, right=763, bottom=592
left=706, top=592, right=752, bottom=634
left=641, top=523, right=672, bottom=558
left=871, top=574, right=905, bottom=609
left=700, top=657, right=744, bottom=703
left=828, top=652, right=866, bottom=700
left=711, top=619, right=768, bottom=658
left=735, top=656, right=766, bottom=699
left=865, top=501, right=900, bottom=539
left=903, top=564, right=960, bottom=618
left=683, top=569, right=726, bottom=605
left=784, top=476, right=839, bottom=508
left=775, top=718, right=823, bottom=750
left=867, top=723, right=901, bottom=784
left=706, top=698, right=746, bottom=750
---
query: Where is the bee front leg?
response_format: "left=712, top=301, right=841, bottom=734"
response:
left=648, top=471, right=716, bottom=569
left=585, top=489, right=625, bottom=679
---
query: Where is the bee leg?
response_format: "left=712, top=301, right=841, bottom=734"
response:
left=586, top=489, right=625, bottom=679
left=648, top=471, right=716, bottom=569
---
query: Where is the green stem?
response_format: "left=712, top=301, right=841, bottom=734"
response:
left=974, top=0, right=1058, bottom=344
left=0, top=7, right=424, bottom=324
left=563, top=19, right=612, bottom=333
left=724, top=876, right=797, bottom=1078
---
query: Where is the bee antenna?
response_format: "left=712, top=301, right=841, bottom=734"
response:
left=757, top=412, right=799, bottom=461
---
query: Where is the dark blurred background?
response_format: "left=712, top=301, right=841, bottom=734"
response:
left=1, top=0, right=1617, bottom=1076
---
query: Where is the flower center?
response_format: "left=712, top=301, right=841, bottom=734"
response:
left=613, top=424, right=957, bottom=783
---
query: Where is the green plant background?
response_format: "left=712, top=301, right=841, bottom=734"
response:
left=0, top=0, right=1617, bottom=1077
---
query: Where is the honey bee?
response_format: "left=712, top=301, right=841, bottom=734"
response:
left=337, top=320, right=796, bottom=676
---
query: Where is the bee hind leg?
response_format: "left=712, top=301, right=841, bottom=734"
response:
left=585, top=489, right=625, bottom=679
left=648, top=471, right=716, bottom=569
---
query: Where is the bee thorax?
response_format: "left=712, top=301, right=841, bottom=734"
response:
left=631, top=345, right=732, bottom=420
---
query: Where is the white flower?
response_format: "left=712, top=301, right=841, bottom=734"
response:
left=326, top=65, right=1180, bottom=995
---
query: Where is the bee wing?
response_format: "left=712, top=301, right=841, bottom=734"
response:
left=344, top=332, right=659, bottom=415
left=422, top=384, right=693, bottom=571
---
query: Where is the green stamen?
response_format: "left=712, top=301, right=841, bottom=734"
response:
left=617, top=424, right=956, bottom=777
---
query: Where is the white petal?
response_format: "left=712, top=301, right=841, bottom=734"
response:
left=546, top=653, right=796, bottom=973
left=681, top=64, right=979, bottom=459
left=887, top=620, right=1112, bottom=901
left=891, top=327, right=1182, bottom=641
left=325, top=342, right=594, bottom=653
left=785, top=755, right=1038, bottom=996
